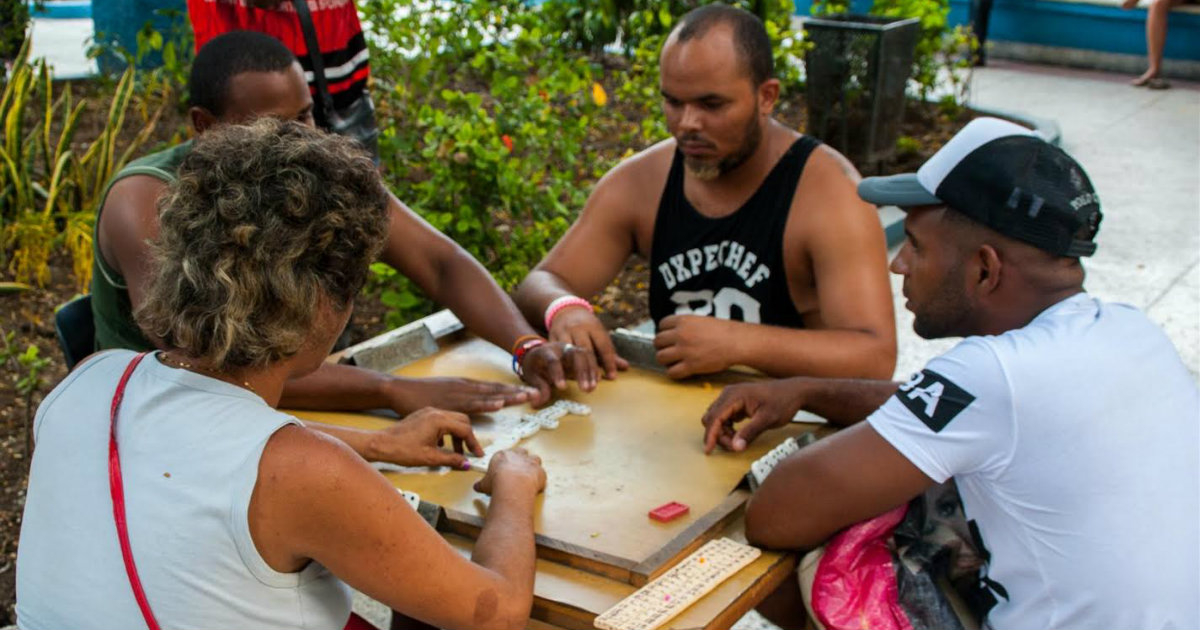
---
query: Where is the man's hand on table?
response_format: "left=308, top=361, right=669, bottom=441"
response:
left=366, top=407, right=485, bottom=468
left=701, top=379, right=808, bottom=454
left=546, top=306, right=629, bottom=382
left=654, top=315, right=740, bottom=379
left=474, top=448, right=547, bottom=495
left=381, top=375, right=540, bottom=415
left=519, top=340, right=614, bottom=403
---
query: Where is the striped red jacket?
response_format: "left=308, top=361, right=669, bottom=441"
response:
left=188, top=0, right=370, bottom=121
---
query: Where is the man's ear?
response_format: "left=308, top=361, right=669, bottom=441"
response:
left=975, top=244, right=1003, bottom=296
left=758, top=78, right=781, bottom=115
left=189, top=106, right=218, bottom=134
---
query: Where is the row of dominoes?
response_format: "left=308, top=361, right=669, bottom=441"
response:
left=592, top=537, right=761, bottom=630
left=747, top=432, right=817, bottom=490
left=469, top=399, right=592, bottom=472
left=525, top=400, right=590, bottom=429
left=748, top=437, right=800, bottom=490
left=467, top=433, right=518, bottom=472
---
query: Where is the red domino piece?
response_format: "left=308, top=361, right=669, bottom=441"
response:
left=649, top=501, right=690, bottom=523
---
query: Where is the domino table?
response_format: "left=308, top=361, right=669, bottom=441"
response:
left=289, top=311, right=828, bottom=630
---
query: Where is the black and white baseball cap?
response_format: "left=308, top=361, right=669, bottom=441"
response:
left=859, top=117, right=1102, bottom=257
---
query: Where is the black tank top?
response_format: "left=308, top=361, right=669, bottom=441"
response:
left=649, top=136, right=822, bottom=329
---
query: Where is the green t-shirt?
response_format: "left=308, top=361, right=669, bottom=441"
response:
left=90, top=141, right=193, bottom=351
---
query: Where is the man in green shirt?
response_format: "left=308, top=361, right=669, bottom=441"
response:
left=92, top=31, right=597, bottom=465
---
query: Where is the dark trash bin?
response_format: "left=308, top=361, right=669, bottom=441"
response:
left=92, top=0, right=187, bottom=74
left=803, top=14, right=919, bottom=169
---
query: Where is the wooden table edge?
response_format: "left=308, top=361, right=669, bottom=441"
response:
left=529, top=547, right=799, bottom=630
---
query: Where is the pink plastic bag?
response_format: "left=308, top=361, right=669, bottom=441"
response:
left=811, top=505, right=912, bottom=630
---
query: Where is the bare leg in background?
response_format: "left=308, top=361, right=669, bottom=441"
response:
left=1126, top=0, right=1184, bottom=87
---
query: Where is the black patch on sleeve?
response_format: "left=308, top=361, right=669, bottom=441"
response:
left=894, top=369, right=976, bottom=433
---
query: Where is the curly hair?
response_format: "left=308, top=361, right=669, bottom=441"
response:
left=136, top=119, right=389, bottom=370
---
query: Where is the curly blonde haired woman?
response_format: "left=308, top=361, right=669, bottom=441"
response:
left=16, top=119, right=545, bottom=630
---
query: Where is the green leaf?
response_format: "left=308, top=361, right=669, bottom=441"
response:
left=0, top=282, right=31, bottom=295
left=394, top=290, right=420, bottom=309
left=380, top=289, right=403, bottom=308
left=369, top=262, right=394, bottom=278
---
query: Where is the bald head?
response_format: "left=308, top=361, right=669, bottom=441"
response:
left=667, top=4, right=773, bottom=86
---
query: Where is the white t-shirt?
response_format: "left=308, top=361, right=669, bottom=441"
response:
left=17, top=350, right=351, bottom=630
left=868, top=293, right=1200, bottom=630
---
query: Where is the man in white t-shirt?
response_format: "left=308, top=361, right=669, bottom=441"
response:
left=700, top=117, right=1200, bottom=630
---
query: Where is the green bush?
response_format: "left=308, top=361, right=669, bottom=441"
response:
left=0, top=0, right=29, bottom=63
left=894, top=134, right=920, bottom=156
left=1, top=38, right=164, bottom=290
left=1, top=328, right=51, bottom=456
left=538, top=0, right=805, bottom=86
left=363, top=0, right=604, bottom=326
left=361, top=0, right=803, bottom=327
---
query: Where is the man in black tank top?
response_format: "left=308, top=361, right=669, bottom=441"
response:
left=515, top=4, right=897, bottom=382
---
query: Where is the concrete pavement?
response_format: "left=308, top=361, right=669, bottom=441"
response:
left=891, top=60, right=1200, bottom=382
left=28, top=17, right=96, bottom=80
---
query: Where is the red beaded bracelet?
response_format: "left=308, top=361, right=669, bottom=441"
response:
left=512, top=337, right=547, bottom=376
left=509, top=334, right=544, bottom=356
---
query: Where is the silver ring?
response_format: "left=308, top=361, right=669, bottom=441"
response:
left=562, top=343, right=578, bottom=353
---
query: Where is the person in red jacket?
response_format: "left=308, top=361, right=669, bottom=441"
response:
left=188, top=0, right=369, bottom=127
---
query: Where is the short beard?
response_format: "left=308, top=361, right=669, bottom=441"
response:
left=683, top=114, right=762, bottom=182
left=910, top=268, right=973, bottom=340
left=685, top=160, right=722, bottom=181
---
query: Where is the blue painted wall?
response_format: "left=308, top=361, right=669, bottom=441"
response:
left=28, top=1, right=92, bottom=19
left=794, top=0, right=1200, bottom=61
left=90, top=0, right=188, bottom=73
left=42, top=0, right=1200, bottom=64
